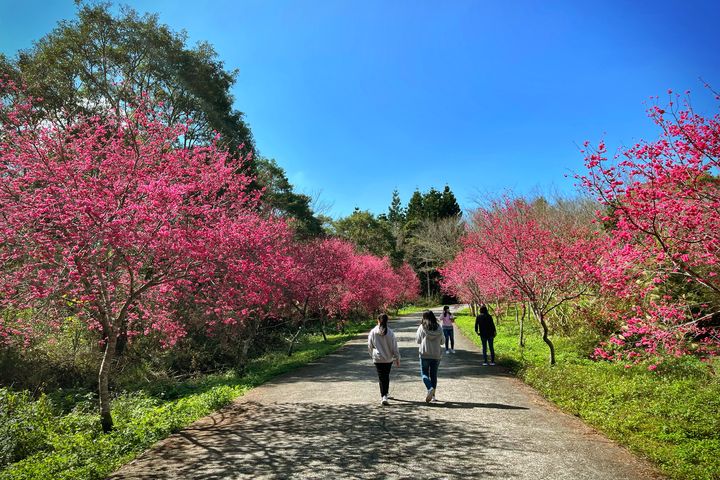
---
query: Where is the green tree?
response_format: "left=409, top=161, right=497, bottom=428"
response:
left=3, top=2, right=254, bottom=156
left=406, top=190, right=426, bottom=224
left=385, top=190, right=407, bottom=267
left=439, top=185, right=462, bottom=218
left=332, top=209, right=394, bottom=258
left=400, top=185, right=463, bottom=298
left=405, top=185, right=461, bottom=224
left=255, top=158, right=324, bottom=238
left=387, top=189, right=406, bottom=225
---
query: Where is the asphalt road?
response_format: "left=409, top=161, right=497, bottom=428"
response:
left=109, top=308, right=662, bottom=479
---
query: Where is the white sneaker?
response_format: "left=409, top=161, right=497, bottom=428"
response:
left=489, top=362, right=496, bottom=366
left=425, top=387, right=434, bottom=403
left=381, top=396, right=389, bottom=405
left=445, top=349, right=449, bottom=354
left=431, top=396, right=438, bottom=403
left=450, top=349, right=456, bottom=353
left=482, top=362, right=489, bottom=366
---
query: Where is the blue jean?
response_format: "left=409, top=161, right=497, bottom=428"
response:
left=420, top=358, right=440, bottom=390
left=442, top=327, right=454, bottom=350
left=481, top=336, right=495, bottom=363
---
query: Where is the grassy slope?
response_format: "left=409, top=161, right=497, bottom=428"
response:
left=455, top=313, right=720, bottom=480
left=1, top=320, right=373, bottom=480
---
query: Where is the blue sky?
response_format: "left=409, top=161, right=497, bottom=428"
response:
left=1, top=0, right=719, bottom=217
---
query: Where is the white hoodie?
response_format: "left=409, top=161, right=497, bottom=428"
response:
left=368, top=325, right=400, bottom=363
left=416, top=325, right=444, bottom=360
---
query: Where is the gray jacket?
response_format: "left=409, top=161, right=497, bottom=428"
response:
left=416, top=325, right=444, bottom=360
left=368, top=326, right=400, bottom=363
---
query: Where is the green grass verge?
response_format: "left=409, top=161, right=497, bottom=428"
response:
left=0, top=320, right=373, bottom=480
left=396, top=305, right=429, bottom=315
left=455, top=313, right=720, bottom=480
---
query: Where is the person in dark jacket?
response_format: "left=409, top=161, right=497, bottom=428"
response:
left=474, top=305, right=496, bottom=365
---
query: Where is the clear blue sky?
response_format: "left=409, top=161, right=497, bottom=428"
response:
left=1, top=0, right=719, bottom=217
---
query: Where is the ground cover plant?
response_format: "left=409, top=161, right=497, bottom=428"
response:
left=0, top=319, right=373, bottom=480
left=455, top=310, right=720, bottom=480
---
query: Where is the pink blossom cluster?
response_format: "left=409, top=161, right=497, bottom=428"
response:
left=442, top=197, right=596, bottom=315
left=0, top=81, right=418, bottom=350
left=578, top=92, right=720, bottom=361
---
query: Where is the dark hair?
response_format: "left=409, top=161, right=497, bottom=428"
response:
left=443, top=305, right=450, bottom=312
left=422, top=310, right=439, bottom=331
left=377, top=313, right=389, bottom=335
left=479, top=305, right=488, bottom=315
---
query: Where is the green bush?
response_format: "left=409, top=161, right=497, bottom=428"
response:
left=0, top=389, right=55, bottom=467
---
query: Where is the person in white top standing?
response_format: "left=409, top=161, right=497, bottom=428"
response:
left=416, top=310, right=444, bottom=402
left=439, top=305, right=456, bottom=353
left=367, top=313, right=400, bottom=405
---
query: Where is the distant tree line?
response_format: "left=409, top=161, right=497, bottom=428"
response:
left=332, top=186, right=463, bottom=299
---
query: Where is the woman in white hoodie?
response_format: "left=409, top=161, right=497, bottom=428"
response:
left=416, top=310, right=444, bottom=403
left=368, top=313, right=400, bottom=405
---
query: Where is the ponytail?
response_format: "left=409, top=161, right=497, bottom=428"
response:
left=378, top=313, right=389, bottom=335
left=422, top=310, right=439, bottom=331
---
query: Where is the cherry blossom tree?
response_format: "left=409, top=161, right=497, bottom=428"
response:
left=440, top=246, right=513, bottom=316
left=282, top=238, right=353, bottom=353
left=0, top=83, right=274, bottom=431
left=341, top=253, right=404, bottom=315
left=192, top=215, right=297, bottom=364
left=463, top=197, right=596, bottom=364
left=578, top=91, right=720, bottom=360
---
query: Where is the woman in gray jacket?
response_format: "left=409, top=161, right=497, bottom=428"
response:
left=416, top=310, right=444, bottom=403
left=368, top=313, right=400, bottom=405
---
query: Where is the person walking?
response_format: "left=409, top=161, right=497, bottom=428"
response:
left=416, top=310, right=444, bottom=403
left=439, top=305, right=455, bottom=353
left=368, top=313, right=400, bottom=405
left=474, top=305, right=497, bottom=366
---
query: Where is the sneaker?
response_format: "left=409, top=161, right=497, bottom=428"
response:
left=489, top=362, right=496, bottom=366
left=381, top=395, right=389, bottom=405
left=450, top=349, right=456, bottom=353
left=431, top=396, right=438, bottom=403
left=425, top=387, right=434, bottom=403
left=482, top=362, right=489, bottom=366
left=445, top=349, right=449, bottom=354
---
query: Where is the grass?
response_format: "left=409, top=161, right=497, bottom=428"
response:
left=455, top=312, right=720, bottom=480
left=0, top=319, right=373, bottom=480
left=396, top=305, right=429, bottom=315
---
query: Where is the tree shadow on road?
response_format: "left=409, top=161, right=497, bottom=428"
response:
left=110, top=400, right=514, bottom=479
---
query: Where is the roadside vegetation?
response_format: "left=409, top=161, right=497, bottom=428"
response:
left=0, top=319, right=373, bottom=480
left=455, top=310, right=720, bottom=480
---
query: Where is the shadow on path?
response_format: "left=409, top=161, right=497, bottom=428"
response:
left=388, top=397, right=529, bottom=410
left=110, top=400, right=513, bottom=479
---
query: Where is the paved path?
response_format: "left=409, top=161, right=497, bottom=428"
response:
left=110, top=308, right=662, bottom=479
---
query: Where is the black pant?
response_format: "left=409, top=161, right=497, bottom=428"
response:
left=481, top=336, right=495, bottom=363
left=374, top=362, right=393, bottom=397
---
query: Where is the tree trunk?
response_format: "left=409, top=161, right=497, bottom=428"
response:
left=534, top=307, right=555, bottom=365
left=288, top=322, right=304, bottom=356
left=238, top=319, right=259, bottom=372
left=519, top=303, right=526, bottom=348
left=319, top=312, right=328, bottom=342
left=426, top=270, right=431, bottom=298
left=98, top=332, right=117, bottom=433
